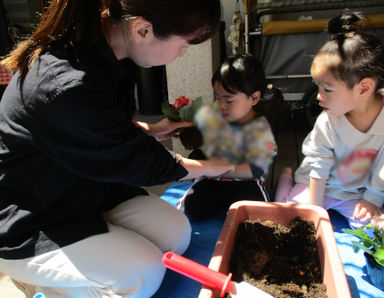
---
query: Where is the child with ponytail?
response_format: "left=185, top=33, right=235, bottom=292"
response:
left=275, top=11, right=384, bottom=229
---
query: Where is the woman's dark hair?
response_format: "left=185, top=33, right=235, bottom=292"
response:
left=211, top=54, right=267, bottom=97
left=2, top=0, right=221, bottom=76
left=110, top=0, right=221, bottom=45
left=2, top=0, right=104, bottom=75
left=313, top=11, right=384, bottom=91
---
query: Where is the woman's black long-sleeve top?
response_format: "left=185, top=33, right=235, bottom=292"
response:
left=0, top=41, right=188, bottom=259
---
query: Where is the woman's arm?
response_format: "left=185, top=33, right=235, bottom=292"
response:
left=135, top=119, right=235, bottom=180
left=309, top=177, right=326, bottom=207
left=135, top=118, right=192, bottom=140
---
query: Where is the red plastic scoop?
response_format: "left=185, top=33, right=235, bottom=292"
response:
left=162, top=251, right=274, bottom=298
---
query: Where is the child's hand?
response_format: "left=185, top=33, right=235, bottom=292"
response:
left=371, top=214, right=384, bottom=229
left=353, top=199, right=383, bottom=222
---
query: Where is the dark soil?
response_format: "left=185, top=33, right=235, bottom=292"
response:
left=228, top=217, right=327, bottom=298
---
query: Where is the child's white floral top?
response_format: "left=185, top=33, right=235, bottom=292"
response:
left=195, top=105, right=277, bottom=178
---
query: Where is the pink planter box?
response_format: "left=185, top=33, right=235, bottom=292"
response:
left=198, top=201, right=351, bottom=298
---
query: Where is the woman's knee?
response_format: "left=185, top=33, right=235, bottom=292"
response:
left=28, top=226, right=167, bottom=297
left=137, top=195, right=192, bottom=254
left=157, top=209, right=191, bottom=254
left=104, top=193, right=191, bottom=254
left=110, top=247, right=166, bottom=297
left=69, top=226, right=168, bottom=297
left=33, top=252, right=166, bottom=298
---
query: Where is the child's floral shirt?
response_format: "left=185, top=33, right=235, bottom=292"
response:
left=195, top=105, right=277, bottom=175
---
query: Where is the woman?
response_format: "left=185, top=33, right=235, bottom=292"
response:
left=0, top=0, right=231, bottom=297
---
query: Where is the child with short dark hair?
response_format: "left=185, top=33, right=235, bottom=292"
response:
left=178, top=54, right=279, bottom=220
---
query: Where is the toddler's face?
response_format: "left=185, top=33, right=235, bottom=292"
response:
left=213, top=82, right=257, bottom=124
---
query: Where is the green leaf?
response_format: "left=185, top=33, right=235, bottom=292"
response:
left=375, top=257, right=384, bottom=267
left=342, top=228, right=372, bottom=240
left=343, top=224, right=384, bottom=267
left=161, top=102, right=180, bottom=121
left=373, top=247, right=384, bottom=258
left=178, top=96, right=203, bottom=122
left=352, top=242, right=374, bottom=255
left=373, top=249, right=384, bottom=267
left=362, top=239, right=376, bottom=248
left=373, top=228, right=384, bottom=243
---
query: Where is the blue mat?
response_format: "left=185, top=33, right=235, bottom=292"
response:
left=153, top=182, right=384, bottom=298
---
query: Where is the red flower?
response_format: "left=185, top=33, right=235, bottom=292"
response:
left=172, top=96, right=192, bottom=110
left=265, top=141, right=275, bottom=150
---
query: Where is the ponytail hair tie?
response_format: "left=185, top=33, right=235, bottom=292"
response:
left=328, top=10, right=363, bottom=39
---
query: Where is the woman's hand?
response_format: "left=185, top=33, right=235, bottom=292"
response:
left=219, top=162, right=253, bottom=179
left=177, top=155, right=235, bottom=180
left=135, top=118, right=192, bottom=141
left=353, top=199, right=383, bottom=223
left=204, top=157, right=236, bottom=177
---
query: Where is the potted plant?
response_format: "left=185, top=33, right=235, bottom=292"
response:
left=199, top=201, right=351, bottom=298
left=162, top=96, right=204, bottom=150
left=342, top=224, right=384, bottom=290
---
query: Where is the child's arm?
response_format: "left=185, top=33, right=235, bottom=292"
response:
left=309, top=177, right=326, bottom=207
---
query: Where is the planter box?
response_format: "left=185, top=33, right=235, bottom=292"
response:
left=198, top=201, right=351, bottom=298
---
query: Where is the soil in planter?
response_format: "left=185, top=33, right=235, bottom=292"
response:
left=228, top=217, right=327, bottom=298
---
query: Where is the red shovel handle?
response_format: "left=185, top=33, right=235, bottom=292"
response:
left=162, top=251, right=234, bottom=297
